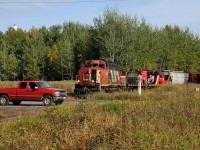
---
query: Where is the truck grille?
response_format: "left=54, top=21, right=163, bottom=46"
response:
left=59, top=91, right=67, bottom=97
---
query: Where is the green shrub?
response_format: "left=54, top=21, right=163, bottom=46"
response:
left=102, top=101, right=130, bottom=115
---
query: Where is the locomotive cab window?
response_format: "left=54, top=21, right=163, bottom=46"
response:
left=85, top=63, right=91, bottom=67
left=93, top=64, right=98, bottom=67
left=99, top=64, right=105, bottom=69
left=83, top=71, right=89, bottom=81
left=81, top=64, right=85, bottom=68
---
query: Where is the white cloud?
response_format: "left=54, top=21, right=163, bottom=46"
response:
left=0, top=0, right=46, bottom=10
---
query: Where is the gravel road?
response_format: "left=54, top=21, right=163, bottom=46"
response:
left=0, top=96, right=80, bottom=122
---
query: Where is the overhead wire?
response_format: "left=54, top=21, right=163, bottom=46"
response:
left=0, top=0, right=126, bottom=4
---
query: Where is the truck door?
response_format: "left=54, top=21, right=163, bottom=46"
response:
left=17, top=82, right=41, bottom=100
left=17, top=82, right=29, bottom=100
left=26, top=82, right=41, bottom=100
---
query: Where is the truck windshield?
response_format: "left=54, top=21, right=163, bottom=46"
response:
left=38, top=82, right=51, bottom=88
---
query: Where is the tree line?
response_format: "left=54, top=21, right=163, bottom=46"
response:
left=0, top=8, right=200, bottom=81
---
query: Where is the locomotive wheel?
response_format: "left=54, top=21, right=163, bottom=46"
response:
left=81, top=88, right=87, bottom=99
left=76, top=89, right=84, bottom=99
left=100, top=87, right=106, bottom=93
left=84, top=88, right=92, bottom=98
left=76, top=88, right=91, bottom=99
left=117, top=87, right=122, bottom=91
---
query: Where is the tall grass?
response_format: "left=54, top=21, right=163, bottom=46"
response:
left=0, top=81, right=18, bottom=88
left=47, top=80, right=76, bottom=94
left=0, top=83, right=200, bottom=149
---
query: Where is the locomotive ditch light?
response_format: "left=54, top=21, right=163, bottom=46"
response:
left=92, top=80, right=94, bottom=83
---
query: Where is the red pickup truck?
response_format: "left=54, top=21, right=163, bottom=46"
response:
left=0, top=81, right=67, bottom=106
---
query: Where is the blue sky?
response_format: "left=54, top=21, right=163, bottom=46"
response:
left=1, top=0, right=200, bottom=36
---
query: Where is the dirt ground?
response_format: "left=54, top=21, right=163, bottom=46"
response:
left=0, top=96, right=78, bottom=122
left=0, top=105, right=45, bottom=122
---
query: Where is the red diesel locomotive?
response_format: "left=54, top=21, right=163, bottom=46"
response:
left=74, top=60, right=168, bottom=98
left=74, top=60, right=124, bottom=98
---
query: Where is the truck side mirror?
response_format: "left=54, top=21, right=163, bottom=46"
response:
left=34, top=86, right=38, bottom=90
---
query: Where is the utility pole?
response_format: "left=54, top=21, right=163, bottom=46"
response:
left=138, top=74, right=142, bottom=96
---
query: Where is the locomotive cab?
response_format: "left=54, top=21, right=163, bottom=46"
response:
left=77, top=60, right=105, bottom=86
left=78, top=68, right=101, bottom=85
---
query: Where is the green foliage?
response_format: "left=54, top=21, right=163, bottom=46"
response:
left=0, top=8, right=200, bottom=80
left=102, top=101, right=130, bottom=115
left=47, top=44, right=59, bottom=64
left=0, top=52, right=18, bottom=80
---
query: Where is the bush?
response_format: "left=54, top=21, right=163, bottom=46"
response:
left=102, top=101, right=130, bottom=115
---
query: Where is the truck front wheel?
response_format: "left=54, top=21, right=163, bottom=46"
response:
left=0, top=95, right=9, bottom=105
left=42, top=95, right=53, bottom=106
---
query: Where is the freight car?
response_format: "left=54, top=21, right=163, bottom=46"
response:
left=74, top=60, right=169, bottom=98
left=188, top=73, right=200, bottom=83
left=126, top=70, right=168, bottom=90
left=162, top=70, right=189, bottom=84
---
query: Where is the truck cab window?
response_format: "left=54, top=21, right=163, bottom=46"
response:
left=20, top=82, right=27, bottom=89
left=38, top=82, right=51, bottom=88
left=29, top=82, right=37, bottom=89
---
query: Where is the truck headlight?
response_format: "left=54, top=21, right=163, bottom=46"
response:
left=54, top=91, right=60, bottom=96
